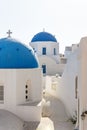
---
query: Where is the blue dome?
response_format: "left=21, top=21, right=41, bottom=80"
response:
left=0, top=38, right=39, bottom=68
left=31, top=32, right=57, bottom=42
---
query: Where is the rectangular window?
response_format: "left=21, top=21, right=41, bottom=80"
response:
left=54, top=48, right=56, bottom=55
left=42, top=47, right=46, bottom=55
left=75, top=77, right=78, bottom=99
left=42, top=65, right=46, bottom=74
left=0, top=86, right=4, bottom=101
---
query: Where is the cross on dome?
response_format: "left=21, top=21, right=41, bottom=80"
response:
left=43, top=28, right=45, bottom=32
left=7, top=30, right=12, bottom=37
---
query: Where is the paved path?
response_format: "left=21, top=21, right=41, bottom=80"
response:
left=0, top=93, right=75, bottom=130
left=26, top=93, right=75, bottom=130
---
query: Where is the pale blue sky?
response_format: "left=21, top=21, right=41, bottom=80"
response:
left=0, top=0, right=87, bottom=53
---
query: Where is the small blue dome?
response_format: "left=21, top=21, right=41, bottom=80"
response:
left=31, top=32, right=57, bottom=42
left=0, top=38, right=39, bottom=68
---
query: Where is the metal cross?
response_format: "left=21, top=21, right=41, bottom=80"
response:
left=43, top=28, right=45, bottom=32
left=7, top=30, right=12, bottom=37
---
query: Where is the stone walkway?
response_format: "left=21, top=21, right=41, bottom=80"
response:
left=0, top=93, right=75, bottom=130
left=26, top=93, right=75, bottom=130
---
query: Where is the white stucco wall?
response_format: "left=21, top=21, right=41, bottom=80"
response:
left=0, top=68, right=42, bottom=121
left=59, top=50, right=78, bottom=118
left=30, top=41, right=66, bottom=76
left=30, top=41, right=59, bottom=56
left=0, top=69, right=16, bottom=108
left=45, top=49, right=78, bottom=119
left=39, top=56, right=65, bottom=75
left=45, top=75, right=61, bottom=98
left=78, top=37, right=87, bottom=130
left=16, top=69, right=42, bottom=104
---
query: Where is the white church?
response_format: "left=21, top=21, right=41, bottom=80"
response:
left=30, top=31, right=66, bottom=76
left=0, top=32, right=42, bottom=130
left=0, top=30, right=87, bottom=130
left=30, top=31, right=87, bottom=130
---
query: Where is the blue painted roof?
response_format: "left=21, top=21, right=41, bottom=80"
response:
left=0, top=38, right=39, bottom=68
left=31, top=32, right=57, bottom=42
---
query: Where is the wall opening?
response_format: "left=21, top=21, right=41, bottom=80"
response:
left=25, top=80, right=31, bottom=101
left=54, top=48, right=56, bottom=55
left=0, top=86, right=4, bottom=102
left=42, top=47, right=46, bottom=55
left=75, top=76, right=78, bottom=99
left=42, top=64, right=46, bottom=74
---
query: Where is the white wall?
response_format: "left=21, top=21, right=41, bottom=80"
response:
left=59, top=50, right=78, bottom=118
left=15, top=68, right=42, bottom=121
left=45, top=75, right=61, bottom=98
left=39, top=56, right=65, bottom=75
left=30, top=41, right=59, bottom=56
left=16, top=69, right=42, bottom=104
left=0, top=69, right=16, bottom=109
left=78, top=37, right=87, bottom=130
left=45, top=50, right=78, bottom=119
left=0, top=68, right=42, bottom=122
left=30, top=41, right=66, bottom=76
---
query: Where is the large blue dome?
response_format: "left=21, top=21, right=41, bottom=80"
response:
left=31, top=32, right=57, bottom=42
left=0, top=38, right=39, bottom=68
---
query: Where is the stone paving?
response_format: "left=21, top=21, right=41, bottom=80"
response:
left=26, top=93, right=75, bottom=130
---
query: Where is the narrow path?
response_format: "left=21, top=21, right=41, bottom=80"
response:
left=25, top=93, right=75, bottom=130
left=41, top=92, right=75, bottom=130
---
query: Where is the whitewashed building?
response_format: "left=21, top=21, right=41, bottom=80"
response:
left=30, top=31, right=67, bottom=76
left=29, top=31, right=87, bottom=130
left=1, top=30, right=87, bottom=130
left=0, top=37, right=42, bottom=124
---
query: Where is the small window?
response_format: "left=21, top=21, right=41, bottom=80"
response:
left=25, top=85, right=28, bottom=101
left=25, top=95, right=28, bottom=99
left=54, top=48, right=56, bottom=55
left=25, top=90, right=28, bottom=94
left=42, top=47, right=46, bottom=55
left=25, top=80, right=31, bottom=101
left=25, top=85, right=28, bottom=88
left=75, top=76, right=78, bottom=99
left=0, top=86, right=4, bottom=101
left=42, top=65, right=46, bottom=74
